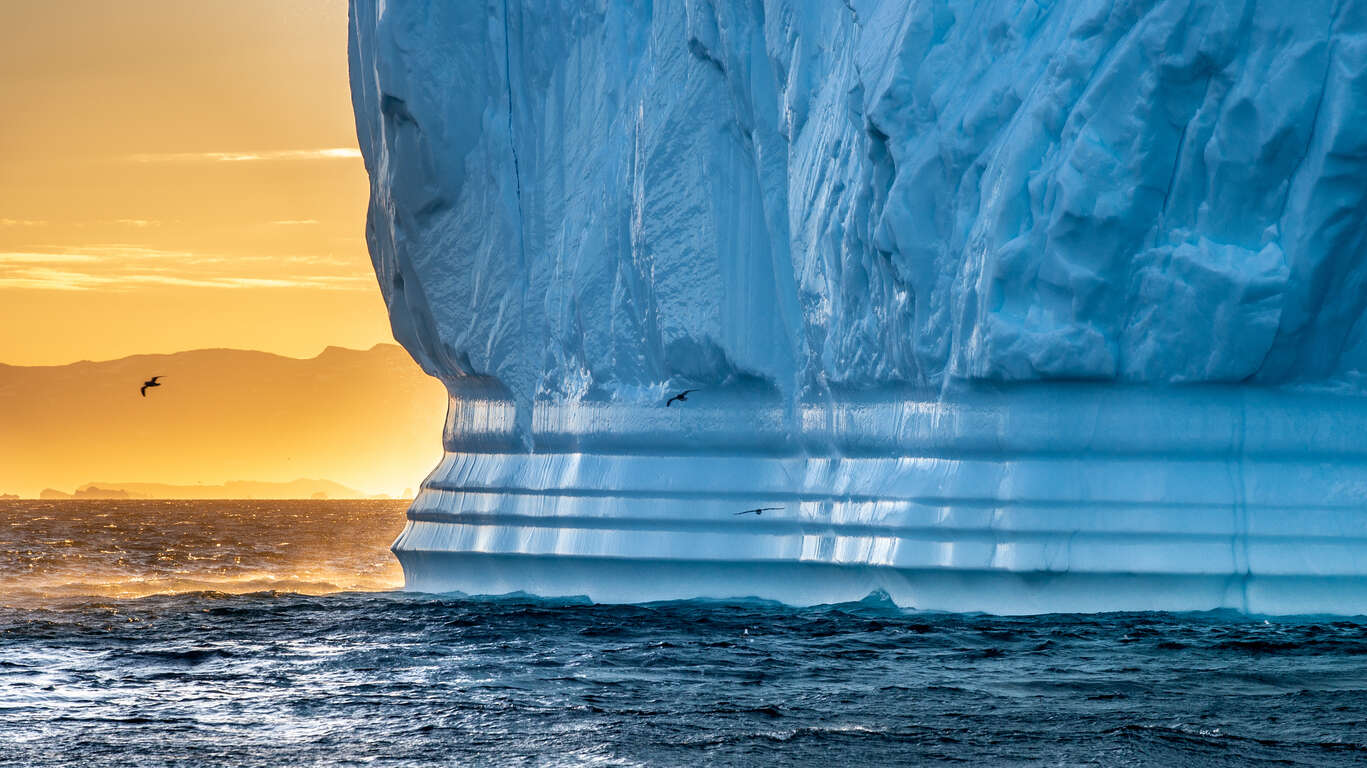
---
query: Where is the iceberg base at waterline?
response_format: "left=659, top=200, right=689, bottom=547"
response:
left=391, top=381, right=1367, bottom=615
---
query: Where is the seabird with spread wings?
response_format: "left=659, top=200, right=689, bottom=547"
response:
left=665, top=389, right=697, bottom=407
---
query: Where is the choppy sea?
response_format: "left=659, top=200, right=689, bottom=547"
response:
left=1, top=500, right=1365, bottom=766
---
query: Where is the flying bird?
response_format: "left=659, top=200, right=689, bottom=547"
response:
left=140, top=376, right=164, bottom=397
left=735, top=507, right=782, bottom=516
left=665, top=389, right=697, bottom=407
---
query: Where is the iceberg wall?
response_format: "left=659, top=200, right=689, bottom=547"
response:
left=349, top=0, right=1367, bottom=614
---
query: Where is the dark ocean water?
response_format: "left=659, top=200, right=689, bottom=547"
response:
left=2, top=501, right=1366, bottom=767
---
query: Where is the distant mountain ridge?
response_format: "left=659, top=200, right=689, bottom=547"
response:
left=0, top=344, right=446, bottom=499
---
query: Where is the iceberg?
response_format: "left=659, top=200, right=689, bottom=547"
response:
left=348, top=0, right=1367, bottom=614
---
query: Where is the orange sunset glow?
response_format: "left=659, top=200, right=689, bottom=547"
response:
left=0, top=0, right=386, bottom=364
left=0, top=1, right=446, bottom=498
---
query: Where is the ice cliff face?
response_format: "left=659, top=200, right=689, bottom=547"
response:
left=349, top=0, right=1367, bottom=408
left=351, top=0, right=1367, bottom=612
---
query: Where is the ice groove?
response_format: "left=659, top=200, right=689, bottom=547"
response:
left=420, top=478, right=1367, bottom=514
left=405, top=509, right=1367, bottom=548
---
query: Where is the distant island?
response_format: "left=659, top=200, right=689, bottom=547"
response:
left=37, top=479, right=396, bottom=501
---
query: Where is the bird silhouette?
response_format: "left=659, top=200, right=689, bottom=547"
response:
left=735, top=507, right=782, bottom=516
left=140, top=376, right=164, bottom=397
left=665, top=389, right=697, bottom=407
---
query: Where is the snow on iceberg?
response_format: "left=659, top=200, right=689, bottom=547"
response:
left=349, top=0, right=1367, bottom=614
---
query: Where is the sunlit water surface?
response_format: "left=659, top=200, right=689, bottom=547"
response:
left=1, top=500, right=1365, bottom=766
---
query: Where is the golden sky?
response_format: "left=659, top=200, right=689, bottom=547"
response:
left=0, top=0, right=392, bottom=365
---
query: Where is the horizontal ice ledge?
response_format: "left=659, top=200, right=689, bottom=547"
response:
left=393, top=383, right=1367, bottom=615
